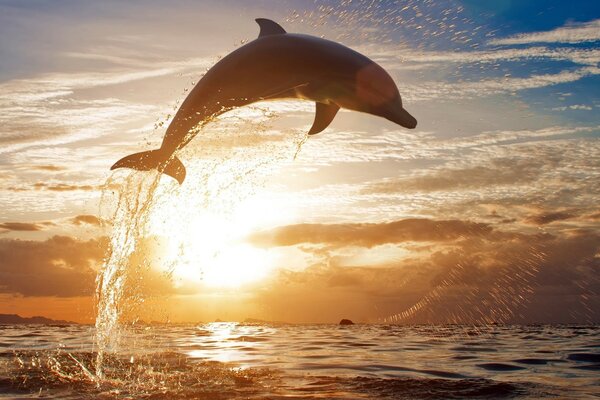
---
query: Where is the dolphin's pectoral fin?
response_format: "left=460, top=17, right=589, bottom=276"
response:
left=256, top=18, right=287, bottom=37
left=308, top=102, right=340, bottom=135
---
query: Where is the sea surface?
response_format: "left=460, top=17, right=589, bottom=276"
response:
left=0, top=323, right=598, bottom=399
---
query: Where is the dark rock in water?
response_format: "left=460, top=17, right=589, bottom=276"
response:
left=339, top=319, right=354, bottom=325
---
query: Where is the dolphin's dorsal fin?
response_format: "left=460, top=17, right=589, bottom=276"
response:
left=256, top=18, right=287, bottom=37
left=308, top=102, right=340, bottom=135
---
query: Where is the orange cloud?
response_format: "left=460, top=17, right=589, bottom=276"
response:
left=525, top=210, right=577, bottom=225
left=0, top=222, right=45, bottom=232
left=249, top=218, right=493, bottom=248
left=33, top=182, right=96, bottom=191
left=252, top=228, right=600, bottom=324
left=71, top=214, right=103, bottom=226
left=29, top=165, right=66, bottom=172
left=0, top=235, right=106, bottom=297
left=363, top=159, right=542, bottom=194
left=5, top=181, right=120, bottom=193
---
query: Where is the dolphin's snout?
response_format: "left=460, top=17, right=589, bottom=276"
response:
left=385, top=106, right=417, bottom=129
left=398, top=108, right=417, bottom=129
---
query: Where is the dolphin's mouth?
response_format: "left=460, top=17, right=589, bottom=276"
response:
left=386, top=106, right=417, bottom=129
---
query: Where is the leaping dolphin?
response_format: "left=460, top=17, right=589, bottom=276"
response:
left=111, top=18, right=417, bottom=184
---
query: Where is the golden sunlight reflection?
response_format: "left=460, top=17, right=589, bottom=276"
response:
left=183, top=322, right=273, bottom=365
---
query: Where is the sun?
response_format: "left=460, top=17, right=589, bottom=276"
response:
left=134, top=124, right=302, bottom=290
left=199, top=242, right=275, bottom=287
left=147, top=188, right=290, bottom=289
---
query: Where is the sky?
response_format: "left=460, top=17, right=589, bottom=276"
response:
left=0, top=0, right=599, bottom=324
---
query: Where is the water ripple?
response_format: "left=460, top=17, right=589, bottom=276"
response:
left=0, top=324, right=598, bottom=399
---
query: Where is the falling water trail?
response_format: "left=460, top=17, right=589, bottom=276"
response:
left=93, top=104, right=306, bottom=378
left=95, top=172, right=164, bottom=378
left=294, top=133, right=309, bottom=160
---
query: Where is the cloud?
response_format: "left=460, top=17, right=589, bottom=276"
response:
left=0, top=56, right=211, bottom=105
left=285, top=125, right=598, bottom=173
left=33, top=182, right=96, bottom=192
left=0, top=97, right=158, bottom=155
left=403, top=67, right=600, bottom=102
left=5, top=181, right=112, bottom=192
left=426, top=125, right=599, bottom=151
left=0, top=215, right=103, bottom=233
left=71, top=214, right=102, bottom=226
left=0, top=234, right=174, bottom=299
left=281, top=127, right=599, bottom=227
left=363, top=158, right=541, bottom=193
left=489, top=19, right=600, bottom=45
left=29, top=165, right=66, bottom=172
left=525, top=211, right=577, bottom=225
left=366, top=39, right=600, bottom=99
left=250, top=218, right=493, bottom=248
left=376, top=46, right=600, bottom=69
left=0, top=235, right=105, bottom=297
left=0, top=54, right=214, bottom=155
left=0, top=222, right=46, bottom=232
left=552, top=104, right=593, bottom=111
left=253, top=226, right=600, bottom=324
left=587, top=212, right=600, bottom=221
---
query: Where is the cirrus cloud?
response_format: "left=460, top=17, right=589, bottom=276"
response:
left=489, top=19, right=600, bottom=45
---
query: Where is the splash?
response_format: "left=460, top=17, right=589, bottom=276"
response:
left=95, top=173, right=163, bottom=377
left=94, top=103, right=306, bottom=376
left=10, top=348, right=275, bottom=398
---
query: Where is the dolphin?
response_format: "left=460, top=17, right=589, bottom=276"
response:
left=111, top=18, right=417, bottom=184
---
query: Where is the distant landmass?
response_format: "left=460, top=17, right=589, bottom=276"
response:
left=0, top=313, right=75, bottom=325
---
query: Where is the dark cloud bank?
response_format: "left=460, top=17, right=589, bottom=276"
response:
left=250, top=218, right=600, bottom=324
left=0, top=235, right=105, bottom=297
left=0, top=233, right=173, bottom=301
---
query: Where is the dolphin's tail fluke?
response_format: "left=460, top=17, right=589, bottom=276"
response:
left=110, top=149, right=186, bottom=184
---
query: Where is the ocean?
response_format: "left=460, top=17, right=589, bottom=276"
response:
left=1, top=323, right=598, bottom=399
